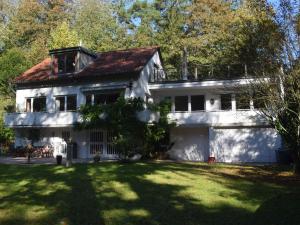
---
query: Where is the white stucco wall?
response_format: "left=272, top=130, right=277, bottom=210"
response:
left=168, top=127, right=209, bottom=161
left=210, top=127, right=281, bottom=163
left=130, top=51, right=162, bottom=99
left=15, top=81, right=130, bottom=113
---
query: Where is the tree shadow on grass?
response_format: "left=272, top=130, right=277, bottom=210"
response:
left=0, top=164, right=104, bottom=225
left=0, top=162, right=298, bottom=225
left=249, top=192, right=300, bottom=225
left=90, top=162, right=254, bottom=225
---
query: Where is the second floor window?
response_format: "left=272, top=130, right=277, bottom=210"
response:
left=55, top=95, right=77, bottom=111
left=85, top=93, right=120, bottom=105
left=175, top=96, right=188, bottom=112
left=191, top=95, right=205, bottom=111
left=26, top=97, right=46, bottom=112
left=221, top=94, right=232, bottom=110
left=236, top=94, right=250, bottom=110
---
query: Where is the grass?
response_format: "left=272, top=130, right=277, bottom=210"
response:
left=0, top=162, right=299, bottom=225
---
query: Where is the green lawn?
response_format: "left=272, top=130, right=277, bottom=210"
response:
left=0, top=162, right=299, bottom=225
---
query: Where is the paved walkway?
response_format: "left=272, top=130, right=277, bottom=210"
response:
left=0, top=157, right=94, bottom=165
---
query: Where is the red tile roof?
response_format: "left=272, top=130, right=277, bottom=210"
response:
left=15, top=46, right=160, bottom=84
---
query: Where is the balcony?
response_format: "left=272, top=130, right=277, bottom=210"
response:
left=5, top=110, right=268, bottom=128
left=5, top=112, right=81, bottom=128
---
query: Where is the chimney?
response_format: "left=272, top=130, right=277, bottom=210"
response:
left=182, top=47, right=188, bottom=80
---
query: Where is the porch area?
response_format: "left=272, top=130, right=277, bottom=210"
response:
left=13, top=128, right=120, bottom=160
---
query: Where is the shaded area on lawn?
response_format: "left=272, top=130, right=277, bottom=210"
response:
left=0, top=162, right=299, bottom=225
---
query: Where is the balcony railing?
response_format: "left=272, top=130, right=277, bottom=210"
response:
left=5, top=111, right=81, bottom=127
left=150, top=63, right=275, bottom=83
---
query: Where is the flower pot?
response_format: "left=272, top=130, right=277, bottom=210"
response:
left=56, top=155, right=62, bottom=165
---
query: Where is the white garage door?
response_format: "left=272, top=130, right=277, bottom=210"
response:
left=169, top=127, right=209, bottom=161
left=212, top=127, right=281, bottom=163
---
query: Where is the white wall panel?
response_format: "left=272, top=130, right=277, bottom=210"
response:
left=169, top=127, right=209, bottom=161
left=210, top=127, right=281, bottom=163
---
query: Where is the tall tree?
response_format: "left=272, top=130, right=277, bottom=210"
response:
left=186, top=0, right=282, bottom=68
left=73, top=0, right=128, bottom=51
left=48, top=21, right=79, bottom=49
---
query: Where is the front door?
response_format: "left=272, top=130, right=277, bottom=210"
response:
left=89, top=130, right=119, bottom=159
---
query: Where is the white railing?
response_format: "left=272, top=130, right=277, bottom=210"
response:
left=4, top=111, right=81, bottom=127
left=169, top=110, right=267, bottom=126
left=139, top=110, right=268, bottom=126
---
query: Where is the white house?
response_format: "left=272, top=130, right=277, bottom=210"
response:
left=4, top=46, right=281, bottom=162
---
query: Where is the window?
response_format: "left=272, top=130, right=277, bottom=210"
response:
left=55, top=95, right=77, bottom=111
left=55, top=96, right=65, bottom=111
left=55, top=52, right=77, bottom=74
left=62, top=131, right=70, bottom=142
left=32, top=97, right=46, bottom=112
left=236, top=94, right=250, bottom=110
left=26, top=98, right=31, bottom=112
left=191, top=95, right=205, bottom=111
left=221, top=94, right=232, bottom=110
left=175, top=96, right=188, bottom=111
left=88, top=93, right=120, bottom=105
left=66, top=95, right=77, bottom=111
left=253, top=93, right=265, bottom=109
left=86, top=94, right=92, bottom=105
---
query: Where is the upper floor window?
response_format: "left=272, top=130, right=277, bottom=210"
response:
left=55, top=95, right=77, bottom=111
left=236, top=94, right=250, bottom=110
left=221, top=94, right=232, bottom=110
left=26, top=97, right=46, bottom=112
left=85, top=93, right=120, bottom=105
left=253, top=93, right=265, bottom=109
left=191, top=95, right=205, bottom=111
left=55, top=52, right=77, bottom=74
left=175, top=96, right=188, bottom=112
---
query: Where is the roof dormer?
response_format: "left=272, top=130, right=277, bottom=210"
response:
left=49, top=46, right=97, bottom=75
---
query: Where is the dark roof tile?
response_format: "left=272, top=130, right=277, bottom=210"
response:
left=15, top=46, right=159, bottom=84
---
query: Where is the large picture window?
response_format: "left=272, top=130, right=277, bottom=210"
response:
left=175, top=96, right=188, bottom=112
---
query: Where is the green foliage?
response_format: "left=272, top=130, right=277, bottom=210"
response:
left=0, top=119, right=14, bottom=144
left=0, top=48, right=30, bottom=95
left=48, top=21, right=79, bottom=49
left=77, top=97, right=174, bottom=158
left=73, top=0, right=128, bottom=51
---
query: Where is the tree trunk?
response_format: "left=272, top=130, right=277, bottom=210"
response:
left=291, top=149, right=300, bottom=175
left=294, top=157, right=300, bottom=175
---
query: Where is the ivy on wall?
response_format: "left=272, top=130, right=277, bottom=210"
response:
left=76, top=97, right=175, bottom=158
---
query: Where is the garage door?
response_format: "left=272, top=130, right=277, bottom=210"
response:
left=211, top=127, right=281, bottom=163
left=169, top=127, right=209, bottom=161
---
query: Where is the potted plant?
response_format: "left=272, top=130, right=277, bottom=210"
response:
left=93, top=151, right=100, bottom=163
left=56, top=155, right=62, bottom=165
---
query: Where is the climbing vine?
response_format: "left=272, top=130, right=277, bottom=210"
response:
left=76, top=97, right=175, bottom=159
